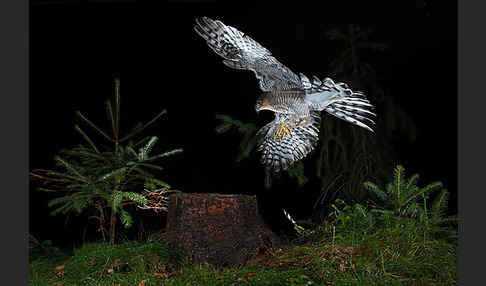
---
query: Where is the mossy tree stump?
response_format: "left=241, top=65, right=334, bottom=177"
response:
left=165, top=193, right=280, bottom=266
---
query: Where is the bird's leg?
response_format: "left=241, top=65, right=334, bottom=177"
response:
left=287, top=117, right=309, bottom=131
left=273, top=117, right=295, bottom=142
left=280, top=118, right=310, bottom=142
left=279, top=126, right=293, bottom=143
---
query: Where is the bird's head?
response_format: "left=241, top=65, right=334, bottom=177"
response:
left=255, top=94, right=270, bottom=113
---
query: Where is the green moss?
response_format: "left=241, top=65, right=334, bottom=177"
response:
left=30, top=221, right=456, bottom=286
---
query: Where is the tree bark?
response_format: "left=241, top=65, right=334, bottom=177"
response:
left=165, top=193, right=280, bottom=266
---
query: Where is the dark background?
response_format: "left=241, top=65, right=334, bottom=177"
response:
left=30, top=0, right=457, bottom=247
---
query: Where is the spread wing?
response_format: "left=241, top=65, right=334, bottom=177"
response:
left=194, top=17, right=302, bottom=92
left=256, top=112, right=321, bottom=171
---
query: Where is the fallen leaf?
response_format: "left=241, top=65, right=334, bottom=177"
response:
left=279, top=262, right=289, bottom=267
left=54, top=264, right=65, bottom=272
left=247, top=272, right=255, bottom=278
left=106, top=267, right=114, bottom=275
left=115, top=284, right=121, bottom=286
left=216, top=275, right=224, bottom=279
left=138, top=280, right=147, bottom=286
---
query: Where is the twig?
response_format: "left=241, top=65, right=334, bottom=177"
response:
left=137, top=188, right=180, bottom=212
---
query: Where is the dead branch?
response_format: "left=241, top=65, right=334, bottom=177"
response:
left=137, top=188, right=181, bottom=213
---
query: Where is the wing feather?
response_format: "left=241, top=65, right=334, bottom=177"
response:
left=256, top=112, right=320, bottom=171
left=194, top=17, right=302, bottom=91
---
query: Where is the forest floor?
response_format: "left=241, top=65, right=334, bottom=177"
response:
left=29, top=220, right=457, bottom=286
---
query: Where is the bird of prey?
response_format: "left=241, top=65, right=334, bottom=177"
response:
left=194, top=17, right=376, bottom=171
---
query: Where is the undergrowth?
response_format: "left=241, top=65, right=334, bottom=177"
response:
left=30, top=165, right=457, bottom=285
left=30, top=216, right=456, bottom=286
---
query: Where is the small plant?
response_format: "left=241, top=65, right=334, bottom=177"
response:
left=30, top=79, right=182, bottom=244
left=363, top=165, right=443, bottom=218
left=327, top=199, right=374, bottom=246
left=363, top=164, right=457, bottom=240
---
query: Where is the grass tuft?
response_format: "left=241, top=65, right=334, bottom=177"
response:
left=30, top=218, right=456, bottom=286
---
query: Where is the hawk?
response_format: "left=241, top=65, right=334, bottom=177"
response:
left=194, top=17, right=376, bottom=171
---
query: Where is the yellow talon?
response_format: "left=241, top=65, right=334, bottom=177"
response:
left=280, top=127, right=292, bottom=143
left=274, top=118, right=295, bottom=142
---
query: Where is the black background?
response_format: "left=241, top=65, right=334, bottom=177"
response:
left=30, top=1, right=457, bottom=247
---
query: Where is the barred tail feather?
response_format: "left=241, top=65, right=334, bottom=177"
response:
left=325, top=95, right=376, bottom=132
left=324, top=105, right=375, bottom=132
left=305, top=76, right=376, bottom=132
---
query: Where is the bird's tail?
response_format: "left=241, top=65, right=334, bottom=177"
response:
left=303, top=75, right=376, bottom=132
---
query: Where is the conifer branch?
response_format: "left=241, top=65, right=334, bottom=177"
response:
left=105, top=100, right=117, bottom=139
left=119, top=109, right=167, bottom=142
left=75, top=125, right=100, bottom=154
left=75, top=111, right=113, bottom=142
left=114, top=78, right=120, bottom=139
left=144, top=148, right=183, bottom=162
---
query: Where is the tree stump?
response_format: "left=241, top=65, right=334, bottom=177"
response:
left=165, top=193, right=280, bottom=266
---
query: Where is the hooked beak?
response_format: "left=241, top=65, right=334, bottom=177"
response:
left=255, top=104, right=261, bottom=113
